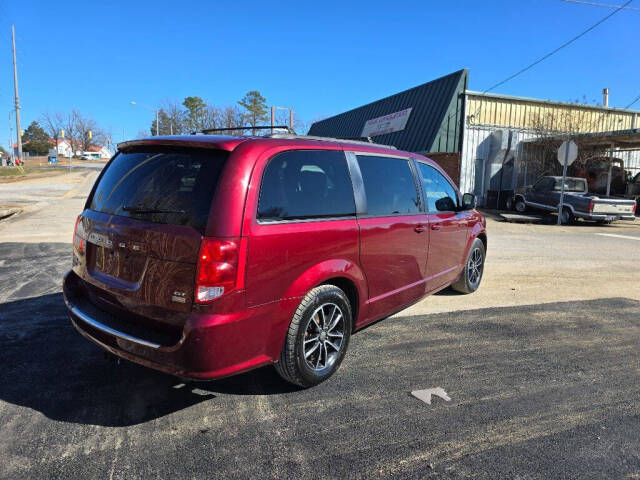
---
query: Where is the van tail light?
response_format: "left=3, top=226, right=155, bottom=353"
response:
left=195, top=237, right=247, bottom=303
left=633, top=203, right=637, bottom=215
left=588, top=201, right=594, bottom=213
left=73, top=215, right=85, bottom=255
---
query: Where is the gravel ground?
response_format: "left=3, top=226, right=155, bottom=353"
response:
left=0, top=242, right=639, bottom=479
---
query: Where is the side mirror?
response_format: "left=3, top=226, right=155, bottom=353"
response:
left=461, top=193, right=477, bottom=210
left=435, top=196, right=457, bottom=212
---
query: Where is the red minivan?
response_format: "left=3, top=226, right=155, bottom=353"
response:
left=63, top=134, right=486, bottom=387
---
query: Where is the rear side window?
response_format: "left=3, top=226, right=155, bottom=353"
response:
left=89, top=148, right=227, bottom=232
left=356, top=155, right=419, bottom=216
left=553, top=178, right=586, bottom=192
left=417, top=163, right=458, bottom=212
left=257, top=150, right=355, bottom=221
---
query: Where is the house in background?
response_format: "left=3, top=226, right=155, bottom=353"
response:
left=11, top=138, right=114, bottom=160
left=308, top=69, right=640, bottom=206
left=54, top=139, right=76, bottom=157
left=82, top=144, right=112, bottom=159
left=54, top=139, right=112, bottom=159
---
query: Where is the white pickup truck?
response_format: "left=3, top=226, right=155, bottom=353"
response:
left=510, top=176, right=637, bottom=224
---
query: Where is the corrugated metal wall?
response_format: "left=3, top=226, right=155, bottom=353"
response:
left=460, top=126, right=539, bottom=198
left=461, top=93, right=640, bottom=203
left=466, top=93, right=638, bottom=132
left=461, top=124, right=640, bottom=203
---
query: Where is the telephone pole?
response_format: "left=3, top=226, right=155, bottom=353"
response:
left=11, top=25, right=23, bottom=164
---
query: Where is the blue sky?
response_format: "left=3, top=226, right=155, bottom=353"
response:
left=0, top=0, right=638, bottom=146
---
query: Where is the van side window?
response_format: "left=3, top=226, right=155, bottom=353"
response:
left=356, top=155, right=419, bottom=216
left=257, top=150, right=355, bottom=221
left=417, top=163, right=458, bottom=212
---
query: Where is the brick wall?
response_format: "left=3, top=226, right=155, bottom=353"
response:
left=423, top=152, right=461, bottom=186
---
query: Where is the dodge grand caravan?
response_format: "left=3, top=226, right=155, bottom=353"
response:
left=63, top=134, right=487, bottom=387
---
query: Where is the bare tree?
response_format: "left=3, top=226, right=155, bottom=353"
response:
left=220, top=105, right=247, bottom=135
left=162, top=100, right=186, bottom=134
left=62, top=110, right=80, bottom=157
left=40, top=111, right=64, bottom=151
left=74, top=111, right=104, bottom=151
left=274, top=110, right=307, bottom=134
left=201, top=105, right=222, bottom=131
left=521, top=103, right=627, bottom=186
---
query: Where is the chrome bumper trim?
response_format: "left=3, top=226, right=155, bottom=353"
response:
left=65, top=297, right=162, bottom=349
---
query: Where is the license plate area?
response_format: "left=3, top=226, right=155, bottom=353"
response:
left=90, top=244, right=147, bottom=283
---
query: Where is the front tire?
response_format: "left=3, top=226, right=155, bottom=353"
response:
left=451, top=238, right=486, bottom=294
left=505, top=196, right=514, bottom=211
left=275, top=285, right=352, bottom=387
left=514, top=197, right=527, bottom=213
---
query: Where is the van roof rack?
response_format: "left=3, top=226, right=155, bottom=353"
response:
left=196, top=125, right=294, bottom=135
left=267, top=133, right=395, bottom=149
left=194, top=125, right=395, bottom=149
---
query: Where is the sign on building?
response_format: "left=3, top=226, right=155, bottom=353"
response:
left=361, top=108, right=412, bottom=138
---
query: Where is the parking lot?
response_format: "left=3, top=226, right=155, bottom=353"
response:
left=1, top=171, right=639, bottom=479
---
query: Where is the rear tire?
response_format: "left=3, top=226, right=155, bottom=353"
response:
left=451, top=238, right=485, bottom=294
left=514, top=197, right=527, bottom=213
left=275, top=285, right=352, bottom=388
left=560, top=207, right=574, bottom=225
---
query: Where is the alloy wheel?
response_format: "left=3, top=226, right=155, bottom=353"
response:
left=303, top=303, right=345, bottom=372
left=467, top=247, right=484, bottom=287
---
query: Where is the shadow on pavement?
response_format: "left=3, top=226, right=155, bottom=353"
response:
left=0, top=292, right=295, bottom=427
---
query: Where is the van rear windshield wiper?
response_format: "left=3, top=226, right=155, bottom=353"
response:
left=122, top=205, right=186, bottom=214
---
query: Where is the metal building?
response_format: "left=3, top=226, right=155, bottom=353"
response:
left=308, top=70, right=640, bottom=206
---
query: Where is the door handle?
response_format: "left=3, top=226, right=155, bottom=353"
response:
left=414, top=225, right=427, bottom=233
left=430, top=224, right=442, bottom=231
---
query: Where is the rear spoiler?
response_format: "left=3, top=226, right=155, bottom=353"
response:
left=117, top=136, right=246, bottom=152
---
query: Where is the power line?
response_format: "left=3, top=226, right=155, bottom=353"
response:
left=483, top=0, right=634, bottom=94
left=561, top=0, right=640, bottom=11
left=624, top=94, right=640, bottom=109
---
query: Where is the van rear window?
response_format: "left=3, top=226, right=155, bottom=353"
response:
left=89, top=148, right=227, bottom=232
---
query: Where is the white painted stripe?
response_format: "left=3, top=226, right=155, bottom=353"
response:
left=596, top=233, right=640, bottom=241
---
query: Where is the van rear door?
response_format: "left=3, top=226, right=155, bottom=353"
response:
left=74, top=147, right=227, bottom=333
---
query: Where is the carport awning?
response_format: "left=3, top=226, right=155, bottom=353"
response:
left=525, top=128, right=640, bottom=149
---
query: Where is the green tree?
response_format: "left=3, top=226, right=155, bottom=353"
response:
left=151, top=109, right=170, bottom=136
left=22, top=121, right=51, bottom=155
left=238, top=91, right=268, bottom=135
left=182, top=96, right=207, bottom=132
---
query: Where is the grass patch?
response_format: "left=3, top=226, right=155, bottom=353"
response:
left=0, top=166, right=67, bottom=181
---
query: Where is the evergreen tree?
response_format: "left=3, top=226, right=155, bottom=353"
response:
left=238, top=91, right=268, bottom=135
left=22, top=121, right=51, bottom=155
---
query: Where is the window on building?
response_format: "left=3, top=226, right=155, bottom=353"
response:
left=257, top=150, right=355, bottom=221
left=356, top=155, right=420, bottom=216
left=417, top=162, right=458, bottom=212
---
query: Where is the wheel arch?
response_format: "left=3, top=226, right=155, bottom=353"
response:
left=476, top=231, right=487, bottom=250
left=319, top=277, right=360, bottom=329
left=281, top=259, right=367, bottom=325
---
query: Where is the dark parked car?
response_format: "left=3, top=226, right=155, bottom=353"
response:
left=510, top=176, right=636, bottom=224
left=63, top=134, right=487, bottom=387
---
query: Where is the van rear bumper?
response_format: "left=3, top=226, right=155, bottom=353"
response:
left=63, top=270, right=291, bottom=380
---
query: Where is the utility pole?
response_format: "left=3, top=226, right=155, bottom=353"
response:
left=271, top=106, right=275, bottom=135
left=8, top=111, right=13, bottom=161
left=11, top=25, right=22, bottom=165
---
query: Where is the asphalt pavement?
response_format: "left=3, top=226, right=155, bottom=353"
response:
left=1, top=242, right=639, bottom=479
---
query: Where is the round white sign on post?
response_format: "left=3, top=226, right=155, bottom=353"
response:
left=557, top=140, right=578, bottom=166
